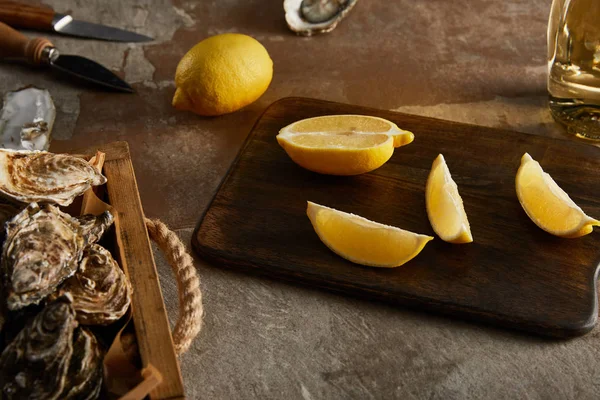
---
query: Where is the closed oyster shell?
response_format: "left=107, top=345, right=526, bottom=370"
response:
left=60, top=327, right=103, bottom=400
left=0, top=303, right=43, bottom=350
left=0, top=149, right=106, bottom=206
left=0, top=296, right=77, bottom=399
left=284, top=0, right=358, bottom=36
left=2, top=204, right=115, bottom=311
left=78, top=211, right=114, bottom=245
left=2, top=203, right=86, bottom=310
left=0, top=296, right=102, bottom=400
left=55, top=244, right=132, bottom=325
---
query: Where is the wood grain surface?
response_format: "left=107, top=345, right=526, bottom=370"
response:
left=76, top=141, right=184, bottom=399
left=193, top=97, right=600, bottom=338
left=0, top=1, right=55, bottom=32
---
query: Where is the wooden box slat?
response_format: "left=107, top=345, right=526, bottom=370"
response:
left=74, top=141, right=183, bottom=399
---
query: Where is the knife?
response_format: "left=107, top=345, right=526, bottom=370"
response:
left=0, top=1, right=153, bottom=42
left=0, top=22, right=133, bottom=92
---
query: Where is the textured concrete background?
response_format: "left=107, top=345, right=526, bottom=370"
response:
left=3, top=0, right=600, bottom=399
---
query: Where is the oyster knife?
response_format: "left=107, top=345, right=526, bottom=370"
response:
left=0, top=21, right=133, bottom=93
left=0, top=1, right=152, bottom=42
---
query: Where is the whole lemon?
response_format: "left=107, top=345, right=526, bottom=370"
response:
left=173, top=33, right=273, bottom=116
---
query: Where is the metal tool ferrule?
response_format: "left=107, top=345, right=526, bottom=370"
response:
left=40, top=47, right=60, bottom=65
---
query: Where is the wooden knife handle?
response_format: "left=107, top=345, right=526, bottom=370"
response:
left=0, top=21, right=53, bottom=65
left=0, top=1, right=55, bottom=31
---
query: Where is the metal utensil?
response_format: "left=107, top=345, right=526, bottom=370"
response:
left=0, top=1, right=153, bottom=42
left=0, top=22, right=133, bottom=93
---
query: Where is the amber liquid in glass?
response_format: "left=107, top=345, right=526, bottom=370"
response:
left=548, top=0, right=600, bottom=139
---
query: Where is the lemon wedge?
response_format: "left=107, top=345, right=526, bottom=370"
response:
left=277, top=115, right=414, bottom=175
left=516, top=153, right=600, bottom=238
left=307, top=201, right=433, bottom=268
left=425, top=154, right=473, bottom=243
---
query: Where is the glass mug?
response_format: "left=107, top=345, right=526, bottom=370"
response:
left=548, top=0, right=600, bottom=139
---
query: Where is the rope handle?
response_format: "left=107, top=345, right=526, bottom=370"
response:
left=145, top=218, right=203, bottom=354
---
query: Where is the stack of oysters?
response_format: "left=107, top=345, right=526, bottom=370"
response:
left=0, top=149, right=132, bottom=399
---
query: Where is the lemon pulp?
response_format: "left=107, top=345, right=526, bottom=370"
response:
left=307, top=201, right=433, bottom=268
left=425, top=154, right=473, bottom=243
left=277, top=115, right=414, bottom=175
left=516, top=153, right=599, bottom=238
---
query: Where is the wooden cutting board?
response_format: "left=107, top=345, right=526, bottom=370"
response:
left=193, top=97, right=600, bottom=338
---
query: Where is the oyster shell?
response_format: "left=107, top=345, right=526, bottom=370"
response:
left=0, top=87, right=56, bottom=151
left=2, top=203, right=85, bottom=310
left=0, top=149, right=106, bottom=206
left=1, top=204, right=113, bottom=311
left=284, top=0, right=358, bottom=36
left=0, top=296, right=77, bottom=399
left=0, top=296, right=102, bottom=400
left=61, top=327, right=103, bottom=400
left=0, top=304, right=43, bottom=350
left=78, top=211, right=115, bottom=245
left=55, top=244, right=132, bottom=325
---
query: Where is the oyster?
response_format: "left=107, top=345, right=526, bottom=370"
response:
left=61, top=327, right=103, bottom=400
left=0, top=87, right=56, bottom=151
left=0, top=304, right=43, bottom=349
left=2, top=204, right=113, bottom=310
left=0, top=149, right=106, bottom=206
left=2, top=203, right=85, bottom=310
left=284, top=0, right=358, bottom=36
left=0, top=296, right=77, bottom=399
left=78, top=211, right=115, bottom=245
left=55, top=244, right=132, bottom=325
left=0, top=296, right=102, bottom=400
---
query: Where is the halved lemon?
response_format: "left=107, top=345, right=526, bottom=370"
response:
left=307, top=201, right=433, bottom=268
left=516, top=153, right=600, bottom=238
left=426, top=154, right=473, bottom=243
left=277, top=115, right=414, bottom=175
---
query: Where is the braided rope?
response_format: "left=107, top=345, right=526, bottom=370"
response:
left=145, top=218, right=203, bottom=354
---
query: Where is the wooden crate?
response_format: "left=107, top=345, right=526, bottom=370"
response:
left=76, top=141, right=184, bottom=399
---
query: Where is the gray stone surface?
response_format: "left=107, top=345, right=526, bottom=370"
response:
left=2, top=0, right=599, bottom=398
left=157, top=232, right=600, bottom=400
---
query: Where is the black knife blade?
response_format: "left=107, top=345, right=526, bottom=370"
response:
left=49, top=51, right=134, bottom=93
left=0, top=21, right=133, bottom=93
left=51, top=14, right=153, bottom=43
